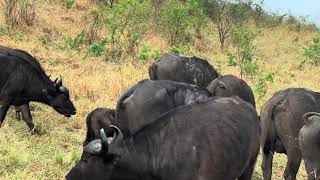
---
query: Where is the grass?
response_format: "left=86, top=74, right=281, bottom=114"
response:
left=0, top=0, right=319, bottom=179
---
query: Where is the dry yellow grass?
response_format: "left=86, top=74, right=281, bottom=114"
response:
left=0, top=0, right=319, bottom=179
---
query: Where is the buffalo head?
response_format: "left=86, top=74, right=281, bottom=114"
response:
left=206, top=75, right=256, bottom=107
left=66, top=126, right=123, bottom=180
left=43, top=75, right=76, bottom=117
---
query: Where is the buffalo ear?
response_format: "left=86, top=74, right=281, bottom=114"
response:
left=84, top=139, right=103, bottom=154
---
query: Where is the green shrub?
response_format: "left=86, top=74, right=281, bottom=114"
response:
left=64, top=31, right=86, bottom=50
left=90, top=39, right=108, bottom=57
left=15, top=31, right=25, bottom=41
left=101, top=0, right=151, bottom=56
left=64, top=0, right=75, bottom=9
left=227, top=26, right=260, bottom=78
left=160, top=0, right=194, bottom=45
left=254, top=72, right=275, bottom=100
left=39, top=34, right=48, bottom=46
left=138, top=45, right=161, bottom=63
left=169, top=45, right=192, bottom=56
left=0, top=25, right=10, bottom=36
left=303, top=38, right=320, bottom=65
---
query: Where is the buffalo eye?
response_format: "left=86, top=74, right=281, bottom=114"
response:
left=218, top=82, right=225, bottom=89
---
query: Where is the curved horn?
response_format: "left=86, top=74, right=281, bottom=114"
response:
left=302, top=112, right=320, bottom=123
left=55, top=74, right=63, bottom=86
left=100, top=128, right=108, bottom=152
left=110, top=125, right=123, bottom=145
left=206, top=78, right=219, bottom=96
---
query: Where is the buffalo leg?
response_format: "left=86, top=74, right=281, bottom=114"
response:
left=284, top=149, right=302, bottom=180
left=262, top=150, right=274, bottom=180
left=15, top=105, right=22, bottom=120
left=0, top=103, right=10, bottom=127
left=304, top=160, right=316, bottom=180
left=238, top=158, right=257, bottom=180
left=20, top=103, right=34, bottom=131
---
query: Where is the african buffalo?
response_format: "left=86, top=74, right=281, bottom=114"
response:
left=206, top=75, right=256, bottom=107
left=148, top=53, right=219, bottom=87
left=260, top=88, right=320, bottom=180
left=83, top=108, right=115, bottom=146
left=66, top=96, right=260, bottom=180
left=299, top=112, right=320, bottom=180
left=0, top=45, right=45, bottom=129
left=0, top=52, right=76, bottom=130
left=116, top=79, right=211, bottom=137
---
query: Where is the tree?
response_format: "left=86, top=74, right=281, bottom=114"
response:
left=202, top=0, right=251, bottom=49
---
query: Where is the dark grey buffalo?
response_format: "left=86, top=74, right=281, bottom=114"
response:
left=0, top=45, right=45, bottom=129
left=66, top=97, right=260, bottom=180
left=299, top=112, right=320, bottom=180
left=83, top=108, right=115, bottom=146
left=116, top=79, right=211, bottom=137
left=0, top=50, right=76, bottom=130
left=206, top=75, right=256, bottom=107
left=148, top=53, right=219, bottom=87
left=260, top=88, right=320, bottom=180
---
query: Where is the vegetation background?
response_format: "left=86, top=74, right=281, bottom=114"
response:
left=0, top=0, right=319, bottom=179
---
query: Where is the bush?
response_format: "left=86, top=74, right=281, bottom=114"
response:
left=101, top=0, right=151, bottom=57
left=169, top=45, right=192, bottom=56
left=64, top=0, right=75, bottom=9
left=303, top=38, right=320, bottom=65
left=64, top=31, right=86, bottom=50
left=138, top=45, right=161, bottom=63
left=0, top=25, right=11, bottom=36
left=39, top=34, right=48, bottom=46
left=89, top=39, right=108, bottom=57
left=254, top=72, right=275, bottom=100
left=159, top=0, right=203, bottom=45
left=227, top=26, right=261, bottom=78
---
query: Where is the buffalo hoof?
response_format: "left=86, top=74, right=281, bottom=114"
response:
left=30, top=126, right=42, bottom=135
left=15, top=112, right=22, bottom=121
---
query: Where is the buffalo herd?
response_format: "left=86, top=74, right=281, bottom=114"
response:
left=0, top=46, right=320, bottom=180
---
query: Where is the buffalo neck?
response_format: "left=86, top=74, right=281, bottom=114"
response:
left=23, top=68, right=54, bottom=104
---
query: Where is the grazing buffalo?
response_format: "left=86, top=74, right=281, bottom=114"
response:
left=260, top=88, right=320, bottom=180
left=83, top=108, right=115, bottom=146
left=148, top=53, right=219, bottom=87
left=66, top=97, right=260, bottom=180
left=299, top=112, right=320, bottom=180
left=0, top=52, right=76, bottom=130
left=0, top=45, right=44, bottom=129
left=116, top=79, right=211, bottom=137
left=206, top=75, right=256, bottom=107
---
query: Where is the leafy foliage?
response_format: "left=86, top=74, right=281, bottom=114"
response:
left=227, top=26, right=260, bottom=78
left=101, top=0, right=151, bottom=57
left=303, top=38, right=320, bottom=65
left=202, top=0, right=251, bottom=49
left=89, top=39, right=108, bottom=57
left=254, top=72, right=275, bottom=100
left=138, top=45, right=161, bottom=63
left=159, top=0, right=207, bottom=45
left=64, top=31, right=86, bottom=50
